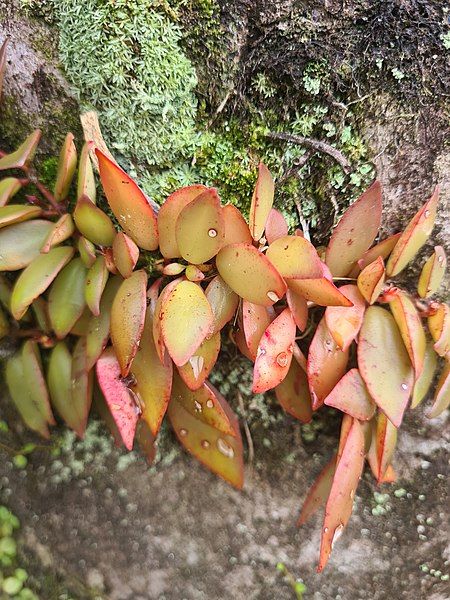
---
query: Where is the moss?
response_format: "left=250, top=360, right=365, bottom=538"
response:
left=38, top=157, right=59, bottom=190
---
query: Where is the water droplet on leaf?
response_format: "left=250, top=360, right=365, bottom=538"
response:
left=216, top=438, right=234, bottom=458
left=276, top=352, right=289, bottom=367
left=208, top=228, right=217, bottom=238
left=179, top=428, right=188, bottom=437
left=267, top=291, right=279, bottom=302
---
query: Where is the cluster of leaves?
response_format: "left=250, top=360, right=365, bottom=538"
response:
left=0, top=47, right=448, bottom=573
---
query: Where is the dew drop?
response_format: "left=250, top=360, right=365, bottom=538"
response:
left=206, top=399, right=214, bottom=409
left=323, top=527, right=329, bottom=533
left=216, top=438, right=235, bottom=458
left=189, top=355, right=204, bottom=380
left=267, top=291, right=279, bottom=302
left=331, top=524, right=345, bottom=549
left=201, top=440, right=210, bottom=449
left=208, top=228, right=218, bottom=238
left=179, top=428, right=188, bottom=437
left=438, top=255, right=444, bottom=265
left=194, top=400, right=202, bottom=413
left=424, top=210, right=430, bottom=218
left=276, top=352, right=289, bottom=367
left=350, top=489, right=355, bottom=500
left=401, top=383, right=408, bottom=390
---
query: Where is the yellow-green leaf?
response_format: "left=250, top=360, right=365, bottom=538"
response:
left=216, top=243, right=286, bottom=306
left=357, top=256, right=385, bottom=304
left=77, top=236, right=97, bottom=268
left=426, top=362, right=450, bottom=418
left=96, top=148, right=158, bottom=251
left=325, top=284, right=366, bottom=350
left=358, top=306, right=414, bottom=427
left=21, top=340, right=55, bottom=426
left=204, top=275, right=239, bottom=335
left=177, top=332, right=221, bottom=391
left=112, top=232, right=139, bottom=278
left=266, top=235, right=323, bottom=279
left=0, top=219, right=53, bottom=271
left=427, top=303, right=450, bottom=358
left=73, top=195, right=116, bottom=247
left=176, top=189, right=225, bottom=264
left=249, top=162, right=274, bottom=241
left=0, top=177, right=22, bottom=207
left=222, top=204, right=253, bottom=246
left=40, top=214, right=75, bottom=254
left=85, top=255, right=108, bottom=316
left=10, top=246, right=74, bottom=320
left=411, top=341, right=438, bottom=408
left=288, top=277, right=353, bottom=307
left=389, top=290, right=426, bottom=378
left=355, top=233, right=402, bottom=273
left=0, top=130, right=41, bottom=170
left=53, top=132, right=77, bottom=202
left=70, top=337, right=94, bottom=437
left=48, top=258, right=87, bottom=339
left=0, top=205, right=42, bottom=228
left=77, top=142, right=96, bottom=203
left=417, top=246, right=446, bottom=298
left=375, top=412, right=397, bottom=483
left=386, top=186, right=439, bottom=277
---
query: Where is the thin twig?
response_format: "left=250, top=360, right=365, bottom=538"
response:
left=278, top=150, right=313, bottom=185
left=267, top=131, right=352, bottom=173
left=237, top=391, right=254, bottom=464
left=294, top=199, right=310, bottom=241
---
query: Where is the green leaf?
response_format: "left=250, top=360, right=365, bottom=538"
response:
left=0, top=220, right=53, bottom=271
left=40, top=214, right=75, bottom=254
left=417, top=246, right=446, bottom=298
left=85, top=255, right=109, bottom=316
left=0, top=205, right=42, bottom=228
left=73, top=195, right=116, bottom=247
left=0, top=177, right=22, bottom=207
left=411, top=341, right=438, bottom=408
left=48, top=258, right=87, bottom=339
left=112, top=232, right=139, bottom=278
left=70, top=337, right=94, bottom=437
left=426, top=362, right=450, bottom=418
left=0, top=130, right=41, bottom=170
left=249, top=162, right=274, bottom=241
left=204, top=275, right=239, bottom=335
left=53, top=132, right=77, bottom=202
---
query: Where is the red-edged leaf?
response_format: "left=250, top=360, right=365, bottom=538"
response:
left=428, top=303, right=450, bottom=358
left=241, top=300, right=273, bottom=361
left=288, top=277, right=353, bottom=307
left=161, top=280, right=213, bottom=366
left=176, top=188, right=225, bottom=264
left=286, top=287, right=308, bottom=331
left=96, top=148, right=158, bottom=250
left=110, top=270, right=148, bottom=376
left=85, top=256, right=109, bottom=316
left=158, top=185, right=208, bottom=258
left=252, top=308, right=296, bottom=393
left=307, top=317, right=349, bottom=410
left=355, top=233, right=402, bottom=273
left=358, top=306, right=414, bottom=427
left=0, top=205, right=42, bottom=228
left=54, top=132, right=77, bottom=202
left=265, top=235, right=323, bottom=279
left=168, top=379, right=244, bottom=489
left=0, top=177, right=22, bottom=207
left=222, top=204, right=253, bottom=246
left=265, top=208, right=289, bottom=244
left=73, top=195, right=116, bottom=248
left=112, top=232, right=139, bottom=278
left=71, top=337, right=94, bottom=437
left=326, top=180, right=382, bottom=277
left=275, top=357, right=312, bottom=423
left=21, top=340, right=55, bottom=426
left=249, top=162, right=274, bottom=241
left=389, top=289, right=426, bottom=378
left=324, top=369, right=376, bottom=421
left=204, top=275, right=239, bottom=335
left=411, top=341, right=438, bottom=408
left=357, top=256, right=385, bottom=304
left=426, top=362, right=450, bottom=419
left=134, top=420, right=157, bottom=464
left=216, top=243, right=286, bottom=306
left=152, top=278, right=181, bottom=362
left=336, top=414, right=353, bottom=464
left=375, top=412, right=398, bottom=483
left=0, top=130, right=41, bottom=170
left=77, top=142, right=96, bottom=203
left=417, top=246, right=447, bottom=298
left=318, top=419, right=365, bottom=572
left=130, top=305, right=173, bottom=436
left=185, top=265, right=205, bottom=282
left=96, top=347, right=140, bottom=450
left=40, top=214, right=75, bottom=254
left=177, top=332, right=221, bottom=391
left=325, top=284, right=366, bottom=350
left=386, top=186, right=439, bottom=277
left=297, top=455, right=336, bottom=526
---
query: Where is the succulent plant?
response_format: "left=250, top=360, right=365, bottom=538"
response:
left=0, top=41, right=448, bottom=571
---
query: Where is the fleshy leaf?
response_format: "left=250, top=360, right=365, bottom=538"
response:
left=54, top=132, right=77, bottom=202
left=325, top=285, right=366, bottom=350
left=0, top=205, right=42, bottom=228
left=357, top=256, right=385, bottom=304
left=73, top=195, right=116, bottom=247
left=286, top=287, right=308, bottom=331
left=288, top=278, right=353, bottom=307
left=86, top=276, right=122, bottom=370
left=355, top=233, right=402, bottom=273
left=358, top=306, right=414, bottom=427
left=249, top=162, right=274, bottom=241
left=307, top=317, right=349, bottom=410
left=0, top=177, right=22, bottom=207
left=264, top=208, right=289, bottom=244
left=411, top=341, right=438, bottom=408
left=152, top=278, right=181, bottom=363
left=0, top=130, right=41, bottom=170
left=112, top=232, right=139, bottom=278
left=134, top=420, right=157, bottom=465
left=70, top=337, right=94, bottom=437
left=158, top=185, right=208, bottom=258
left=168, top=379, right=244, bottom=489
left=324, top=369, right=376, bottom=421
left=336, top=414, right=354, bottom=464
left=48, top=258, right=87, bottom=339
left=6, top=352, right=49, bottom=438
left=204, top=275, right=239, bottom=335
left=0, top=220, right=53, bottom=271
left=176, top=189, right=225, bottom=264
left=178, top=332, right=221, bottom=391
left=386, top=186, right=439, bottom=277
left=222, top=204, right=253, bottom=246
left=325, top=180, right=382, bottom=277
left=375, top=412, right=398, bottom=483
left=161, top=280, right=213, bottom=366
left=77, top=142, right=96, bottom=203
left=265, top=235, right=323, bottom=279
left=427, top=303, right=450, bottom=358
left=275, top=358, right=312, bottom=423
left=111, top=270, right=148, bottom=376
left=40, top=214, right=75, bottom=254
left=241, top=301, right=273, bottom=361
left=426, top=362, right=450, bottom=418
left=85, top=255, right=109, bottom=316
left=252, top=308, right=296, bottom=393
left=21, top=340, right=55, bottom=426
left=10, top=246, right=74, bottom=320
left=96, top=149, right=158, bottom=251
left=216, top=243, right=286, bottom=306
left=130, top=305, right=173, bottom=436
left=96, top=347, right=140, bottom=450
left=417, top=246, right=446, bottom=298
left=77, top=236, right=97, bottom=268
left=70, top=307, right=91, bottom=336
left=389, top=289, right=426, bottom=378
left=317, top=419, right=365, bottom=572
left=185, top=265, right=205, bottom=282
left=297, top=455, right=336, bottom=526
